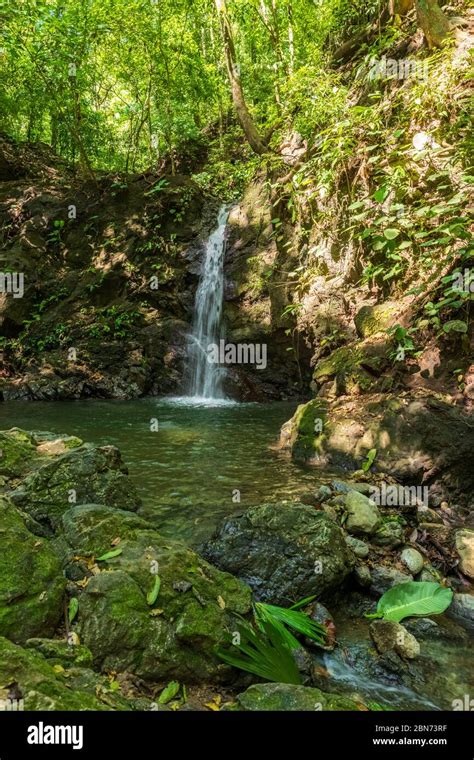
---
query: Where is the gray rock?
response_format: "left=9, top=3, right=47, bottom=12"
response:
left=446, top=593, right=474, bottom=629
left=315, top=485, right=332, bottom=502
left=344, top=491, right=380, bottom=536
left=370, top=565, right=413, bottom=595
left=345, top=535, right=370, bottom=558
left=202, top=503, right=354, bottom=605
left=401, top=547, right=425, bottom=575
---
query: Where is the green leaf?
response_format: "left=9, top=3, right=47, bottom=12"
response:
left=368, top=582, right=453, bottom=623
left=373, top=186, right=389, bottom=203
left=255, top=602, right=327, bottom=649
left=96, top=548, right=123, bottom=561
left=383, top=228, right=400, bottom=240
left=216, top=619, right=301, bottom=685
left=147, top=575, right=161, bottom=606
left=362, top=448, right=377, bottom=472
left=158, top=681, right=180, bottom=704
left=68, top=597, right=79, bottom=624
left=443, top=320, right=468, bottom=334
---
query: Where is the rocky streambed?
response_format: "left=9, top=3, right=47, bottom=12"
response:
left=0, top=422, right=472, bottom=712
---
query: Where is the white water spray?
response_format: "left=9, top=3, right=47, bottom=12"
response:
left=187, top=205, right=229, bottom=400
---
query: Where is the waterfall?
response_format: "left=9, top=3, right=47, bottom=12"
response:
left=187, top=205, right=229, bottom=400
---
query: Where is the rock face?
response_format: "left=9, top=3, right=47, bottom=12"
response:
left=0, top=498, right=65, bottom=644
left=202, top=503, right=355, bottom=605
left=58, top=504, right=252, bottom=682
left=279, top=392, right=474, bottom=501
left=236, top=683, right=363, bottom=711
left=344, top=491, right=380, bottom=535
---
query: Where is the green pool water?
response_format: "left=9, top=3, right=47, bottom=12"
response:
left=0, top=396, right=327, bottom=544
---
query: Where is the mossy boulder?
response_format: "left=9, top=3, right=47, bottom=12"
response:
left=8, top=442, right=140, bottom=530
left=279, top=393, right=474, bottom=501
left=236, top=683, right=364, bottom=711
left=344, top=491, right=381, bottom=536
left=279, top=398, right=327, bottom=462
left=0, top=498, right=65, bottom=643
left=0, top=636, right=135, bottom=710
left=59, top=504, right=252, bottom=682
left=0, top=428, right=38, bottom=479
left=354, top=302, right=399, bottom=339
left=312, top=339, right=390, bottom=396
left=202, top=503, right=354, bottom=605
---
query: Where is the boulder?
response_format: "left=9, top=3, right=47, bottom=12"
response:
left=202, top=503, right=354, bottom=605
left=455, top=529, right=474, bottom=579
left=373, top=518, right=405, bottom=547
left=370, top=620, right=420, bottom=659
left=344, top=491, right=380, bottom=535
left=8, top=442, right=140, bottom=530
left=0, top=498, right=65, bottom=644
left=345, top=535, right=370, bottom=558
left=447, top=593, right=474, bottom=629
left=0, top=636, right=135, bottom=710
left=279, top=393, right=474, bottom=501
left=59, top=505, right=252, bottom=682
left=235, top=683, right=364, bottom=711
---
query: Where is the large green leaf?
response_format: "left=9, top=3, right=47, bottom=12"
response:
left=368, top=582, right=453, bottom=623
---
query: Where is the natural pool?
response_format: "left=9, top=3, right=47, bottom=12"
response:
left=0, top=397, right=324, bottom=544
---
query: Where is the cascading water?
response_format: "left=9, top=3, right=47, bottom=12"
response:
left=187, top=205, right=229, bottom=400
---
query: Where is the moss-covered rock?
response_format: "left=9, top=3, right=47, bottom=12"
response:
left=0, top=498, right=65, bottom=643
left=25, top=638, right=94, bottom=669
left=0, top=636, right=136, bottom=710
left=202, top=503, right=354, bottom=605
left=58, top=504, right=252, bottom=682
left=312, top=338, right=391, bottom=396
left=354, top=302, right=400, bottom=339
left=236, top=683, right=365, bottom=711
left=0, top=428, right=38, bottom=479
left=8, top=442, right=140, bottom=530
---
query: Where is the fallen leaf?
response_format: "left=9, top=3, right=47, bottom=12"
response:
left=217, top=595, right=226, bottom=609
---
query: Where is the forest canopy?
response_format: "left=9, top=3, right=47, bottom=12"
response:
left=1, top=0, right=449, bottom=173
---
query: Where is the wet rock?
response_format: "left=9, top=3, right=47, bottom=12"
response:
left=373, top=518, right=404, bottom=547
left=345, top=535, right=370, bottom=558
left=446, top=593, right=474, bottom=629
left=308, top=602, right=336, bottom=650
left=316, top=485, right=332, bottom=502
left=455, top=529, right=474, bottom=579
left=8, top=442, right=141, bottom=530
left=370, top=565, right=413, bottom=596
left=403, top=618, right=440, bottom=641
left=369, top=620, right=420, bottom=659
left=235, top=683, right=364, bottom=711
left=344, top=491, right=380, bottom=536
left=0, top=497, right=65, bottom=644
left=401, top=547, right=425, bottom=575
left=202, top=503, right=354, bottom=605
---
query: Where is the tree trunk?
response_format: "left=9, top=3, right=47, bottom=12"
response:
left=415, top=0, right=451, bottom=48
left=215, top=0, right=268, bottom=155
